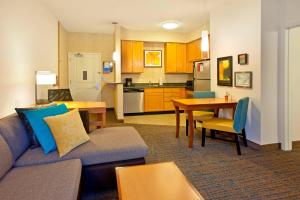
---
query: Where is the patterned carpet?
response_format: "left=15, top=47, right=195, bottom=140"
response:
left=82, top=112, right=300, bottom=200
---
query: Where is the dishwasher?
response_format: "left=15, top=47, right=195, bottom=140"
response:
left=123, top=88, right=144, bottom=114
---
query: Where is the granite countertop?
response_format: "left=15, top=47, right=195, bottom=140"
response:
left=123, top=83, right=189, bottom=89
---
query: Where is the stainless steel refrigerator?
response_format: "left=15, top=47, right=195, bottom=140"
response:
left=193, top=60, right=211, bottom=91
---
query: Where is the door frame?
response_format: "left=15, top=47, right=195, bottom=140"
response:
left=284, top=25, right=300, bottom=151
left=68, top=52, right=102, bottom=100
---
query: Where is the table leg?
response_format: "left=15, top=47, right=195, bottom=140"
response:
left=175, top=106, right=180, bottom=138
left=187, top=110, right=194, bottom=148
left=102, top=112, right=106, bottom=128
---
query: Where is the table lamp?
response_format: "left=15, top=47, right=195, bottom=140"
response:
left=35, top=71, right=56, bottom=104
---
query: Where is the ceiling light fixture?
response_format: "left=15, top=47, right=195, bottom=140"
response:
left=161, top=21, right=179, bottom=30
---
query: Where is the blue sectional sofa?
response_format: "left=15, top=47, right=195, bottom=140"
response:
left=0, top=114, right=148, bottom=199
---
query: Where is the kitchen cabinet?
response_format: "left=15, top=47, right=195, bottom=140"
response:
left=164, top=43, right=177, bottom=73
left=164, top=43, right=188, bottom=73
left=176, top=43, right=187, bottom=73
left=144, top=88, right=186, bottom=112
left=186, top=39, right=201, bottom=73
left=163, top=88, right=186, bottom=111
left=121, top=40, right=144, bottom=73
left=144, top=88, right=164, bottom=112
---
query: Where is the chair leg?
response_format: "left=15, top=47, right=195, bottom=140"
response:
left=186, top=119, right=189, bottom=136
left=242, top=129, right=248, bottom=147
left=235, top=134, right=241, bottom=155
left=202, top=128, right=206, bottom=147
left=194, top=120, right=197, bottom=129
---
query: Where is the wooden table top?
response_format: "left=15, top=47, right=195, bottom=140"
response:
left=116, top=162, right=204, bottom=200
left=55, top=101, right=106, bottom=109
left=173, top=98, right=237, bottom=106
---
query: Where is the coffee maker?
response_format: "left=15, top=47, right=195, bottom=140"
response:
left=125, top=78, right=133, bottom=87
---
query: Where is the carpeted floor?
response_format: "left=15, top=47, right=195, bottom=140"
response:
left=81, top=111, right=300, bottom=200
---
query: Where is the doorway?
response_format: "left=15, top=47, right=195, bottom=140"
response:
left=68, top=53, right=102, bottom=101
left=287, top=26, right=300, bottom=149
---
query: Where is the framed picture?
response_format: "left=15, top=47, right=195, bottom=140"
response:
left=217, top=56, right=233, bottom=86
left=144, top=50, right=162, bottom=67
left=235, top=71, right=252, bottom=88
left=238, top=53, right=248, bottom=65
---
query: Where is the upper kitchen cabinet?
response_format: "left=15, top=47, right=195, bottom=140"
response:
left=187, top=39, right=202, bottom=62
left=164, top=43, right=188, bottom=73
left=121, top=40, right=144, bottom=73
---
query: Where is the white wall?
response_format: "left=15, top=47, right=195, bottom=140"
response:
left=261, top=0, right=280, bottom=144
left=275, top=0, right=300, bottom=148
left=0, top=0, right=58, bottom=118
left=210, top=0, right=262, bottom=144
left=121, top=28, right=187, bottom=43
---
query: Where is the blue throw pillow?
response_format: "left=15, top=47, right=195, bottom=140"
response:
left=23, top=104, right=68, bottom=154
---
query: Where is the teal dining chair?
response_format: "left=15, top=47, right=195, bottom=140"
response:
left=201, top=97, right=250, bottom=155
left=186, top=91, right=215, bottom=136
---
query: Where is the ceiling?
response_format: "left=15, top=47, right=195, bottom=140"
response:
left=40, top=0, right=224, bottom=34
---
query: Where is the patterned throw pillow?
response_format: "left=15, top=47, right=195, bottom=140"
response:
left=44, top=109, right=90, bottom=157
left=15, top=103, right=56, bottom=148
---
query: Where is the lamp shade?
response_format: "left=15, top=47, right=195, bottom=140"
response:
left=36, top=71, right=56, bottom=85
left=201, top=30, right=209, bottom=52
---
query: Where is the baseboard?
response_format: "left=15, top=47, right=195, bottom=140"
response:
left=292, top=141, right=300, bottom=148
left=247, top=140, right=281, bottom=150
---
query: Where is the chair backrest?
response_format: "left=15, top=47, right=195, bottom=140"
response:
left=233, top=97, right=250, bottom=133
left=193, top=91, right=215, bottom=98
left=48, top=89, right=73, bottom=102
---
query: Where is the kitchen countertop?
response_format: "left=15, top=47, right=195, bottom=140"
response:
left=123, top=83, right=192, bottom=89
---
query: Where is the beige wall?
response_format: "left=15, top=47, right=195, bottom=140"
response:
left=0, top=0, right=58, bottom=118
left=59, top=31, right=115, bottom=108
left=210, top=0, right=262, bottom=144
left=58, top=23, right=68, bottom=88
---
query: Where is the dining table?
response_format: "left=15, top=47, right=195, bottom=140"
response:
left=172, top=98, right=238, bottom=148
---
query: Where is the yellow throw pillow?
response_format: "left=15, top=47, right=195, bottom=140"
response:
left=44, top=109, right=89, bottom=157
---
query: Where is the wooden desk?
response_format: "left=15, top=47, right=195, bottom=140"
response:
left=55, top=101, right=106, bottom=131
left=116, top=162, right=204, bottom=200
left=172, top=98, right=237, bottom=148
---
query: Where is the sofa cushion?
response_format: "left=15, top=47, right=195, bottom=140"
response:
left=15, top=103, right=57, bottom=148
left=0, top=114, right=29, bottom=160
left=15, top=126, right=148, bottom=167
left=23, top=104, right=69, bottom=154
left=44, top=109, right=90, bottom=157
left=0, top=134, right=14, bottom=180
left=0, top=159, right=82, bottom=200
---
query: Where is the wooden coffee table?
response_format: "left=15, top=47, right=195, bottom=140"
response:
left=116, top=162, right=204, bottom=200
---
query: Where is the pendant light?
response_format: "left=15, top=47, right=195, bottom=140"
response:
left=201, top=30, right=209, bottom=52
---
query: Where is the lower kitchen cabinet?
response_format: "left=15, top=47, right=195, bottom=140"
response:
left=144, top=88, right=186, bottom=112
left=163, top=88, right=186, bottom=111
left=144, top=88, right=164, bottom=112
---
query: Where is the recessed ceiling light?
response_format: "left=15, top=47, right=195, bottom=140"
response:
left=161, top=21, right=179, bottom=30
